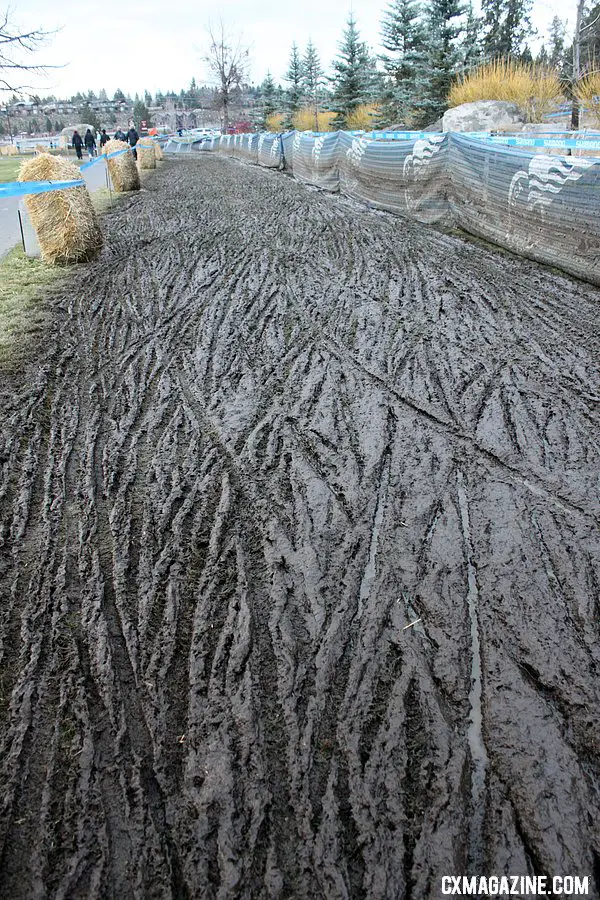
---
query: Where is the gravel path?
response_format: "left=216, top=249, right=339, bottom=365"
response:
left=0, top=154, right=599, bottom=899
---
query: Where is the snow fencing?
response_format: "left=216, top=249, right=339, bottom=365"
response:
left=189, top=129, right=600, bottom=286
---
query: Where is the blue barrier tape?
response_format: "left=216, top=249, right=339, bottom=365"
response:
left=488, top=136, right=600, bottom=149
left=0, top=179, right=85, bottom=198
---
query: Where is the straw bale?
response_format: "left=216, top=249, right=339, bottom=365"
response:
left=139, top=137, right=164, bottom=161
left=103, top=139, right=141, bottom=192
left=18, top=154, right=103, bottom=266
left=136, top=141, right=156, bottom=169
left=1, top=144, right=18, bottom=156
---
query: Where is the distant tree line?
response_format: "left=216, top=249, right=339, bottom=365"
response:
left=4, top=0, right=600, bottom=136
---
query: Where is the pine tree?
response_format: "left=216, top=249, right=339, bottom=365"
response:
left=416, top=0, right=466, bottom=124
left=260, top=72, right=277, bottom=128
left=580, top=2, right=600, bottom=68
left=330, top=15, right=377, bottom=128
left=302, top=40, right=325, bottom=130
left=547, top=16, right=566, bottom=69
left=79, top=104, right=100, bottom=130
left=380, top=0, right=428, bottom=123
left=481, top=0, right=533, bottom=59
left=133, top=100, right=151, bottom=130
left=460, top=2, right=483, bottom=70
left=284, top=42, right=303, bottom=128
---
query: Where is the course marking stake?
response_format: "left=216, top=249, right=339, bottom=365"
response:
left=402, top=618, right=422, bottom=631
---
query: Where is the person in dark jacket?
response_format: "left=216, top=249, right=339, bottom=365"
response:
left=99, top=128, right=109, bottom=148
left=84, top=128, right=96, bottom=160
left=114, top=128, right=126, bottom=141
left=72, top=129, right=83, bottom=160
left=127, top=125, right=139, bottom=160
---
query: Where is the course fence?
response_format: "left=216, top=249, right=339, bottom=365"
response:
left=0, top=147, right=131, bottom=260
left=179, top=129, right=600, bottom=286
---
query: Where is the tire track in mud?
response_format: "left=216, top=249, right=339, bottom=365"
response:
left=0, top=154, right=599, bottom=898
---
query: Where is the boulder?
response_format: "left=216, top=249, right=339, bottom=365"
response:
left=441, top=100, right=526, bottom=132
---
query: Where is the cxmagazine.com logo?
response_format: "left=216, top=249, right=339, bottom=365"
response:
left=440, top=875, right=590, bottom=896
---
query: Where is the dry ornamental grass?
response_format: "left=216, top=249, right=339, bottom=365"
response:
left=449, top=59, right=563, bottom=122
left=18, top=154, right=103, bottom=266
left=574, top=73, right=600, bottom=128
left=103, top=139, right=141, bottom=192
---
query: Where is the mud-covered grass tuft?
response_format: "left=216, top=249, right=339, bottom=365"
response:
left=0, top=247, right=64, bottom=364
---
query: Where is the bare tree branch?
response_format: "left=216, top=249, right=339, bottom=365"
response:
left=0, top=7, right=60, bottom=94
left=202, top=18, right=249, bottom=131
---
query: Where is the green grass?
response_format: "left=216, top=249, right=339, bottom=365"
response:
left=0, top=153, right=87, bottom=184
left=0, top=247, right=65, bottom=364
left=0, top=157, right=22, bottom=183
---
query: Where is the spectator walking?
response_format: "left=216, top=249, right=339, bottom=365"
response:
left=127, top=124, right=139, bottom=160
left=84, top=128, right=96, bottom=160
left=72, top=130, right=83, bottom=160
left=114, top=127, right=126, bottom=141
left=99, top=128, right=110, bottom=149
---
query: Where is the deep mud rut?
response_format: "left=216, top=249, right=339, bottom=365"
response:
left=0, top=154, right=599, bottom=899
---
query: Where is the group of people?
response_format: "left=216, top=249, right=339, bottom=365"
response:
left=71, top=125, right=139, bottom=161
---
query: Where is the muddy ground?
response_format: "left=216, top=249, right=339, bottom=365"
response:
left=0, top=154, right=599, bottom=899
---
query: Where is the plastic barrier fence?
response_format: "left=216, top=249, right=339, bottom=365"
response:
left=448, top=134, right=600, bottom=284
left=338, top=132, right=451, bottom=225
left=196, top=129, right=600, bottom=286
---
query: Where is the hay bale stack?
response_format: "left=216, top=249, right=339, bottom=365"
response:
left=150, top=139, right=164, bottom=161
left=18, top=154, right=103, bottom=265
left=136, top=140, right=156, bottom=169
left=1, top=144, right=18, bottom=156
left=103, top=139, right=140, bottom=192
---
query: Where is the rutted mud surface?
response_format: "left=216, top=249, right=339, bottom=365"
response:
left=0, top=154, right=599, bottom=899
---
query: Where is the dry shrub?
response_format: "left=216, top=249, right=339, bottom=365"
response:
left=449, top=59, right=563, bottom=122
left=345, top=103, right=381, bottom=130
left=292, top=107, right=337, bottom=132
left=265, top=112, right=285, bottom=132
left=103, top=139, right=140, bottom=192
left=574, top=72, right=600, bottom=127
left=18, top=154, right=103, bottom=265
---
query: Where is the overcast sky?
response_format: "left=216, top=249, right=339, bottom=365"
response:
left=7, top=0, right=573, bottom=101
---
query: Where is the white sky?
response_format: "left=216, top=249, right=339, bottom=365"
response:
left=5, top=0, right=575, bottom=101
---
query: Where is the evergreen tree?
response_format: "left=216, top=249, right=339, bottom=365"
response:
left=260, top=72, right=277, bottom=128
left=44, top=115, right=52, bottom=132
left=547, top=16, right=566, bottom=69
left=330, top=15, right=376, bottom=127
left=144, top=89, right=153, bottom=107
left=133, top=100, right=151, bottom=130
left=460, top=2, right=483, bottom=70
left=113, top=88, right=126, bottom=102
left=79, top=104, right=100, bottom=130
left=481, top=0, right=533, bottom=59
left=416, top=0, right=466, bottom=124
left=380, top=0, right=428, bottom=123
left=302, top=40, right=325, bottom=130
left=580, top=2, right=600, bottom=68
left=99, top=88, right=108, bottom=101
left=284, top=42, right=303, bottom=128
